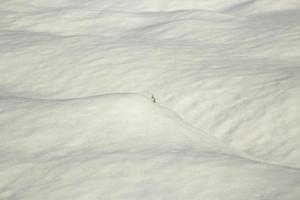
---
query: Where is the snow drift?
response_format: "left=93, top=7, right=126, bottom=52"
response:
left=0, top=93, right=228, bottom=154
left=0, top=0, right=300, bottom=199
left=1, top=93, right=299, bottom=199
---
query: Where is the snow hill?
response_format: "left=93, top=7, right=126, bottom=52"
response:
left=0, top=0, right=300, bottom=199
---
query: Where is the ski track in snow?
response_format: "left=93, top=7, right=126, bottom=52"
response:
left=0, top=0, right=300, bottom=199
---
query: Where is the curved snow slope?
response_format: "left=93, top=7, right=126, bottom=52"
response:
left=1, top=5, right=299, bottom=167
left=0, top=93, right=229, bottom=155
left=0, top=93, right=300, bottom=199
left=0, top=0, right=300, bottom=199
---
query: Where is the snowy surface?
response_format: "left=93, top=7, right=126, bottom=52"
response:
left=1, top=0, right=300, bottom=199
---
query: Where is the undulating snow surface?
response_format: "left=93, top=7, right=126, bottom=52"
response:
left=1, top=0, right=300, bottom=199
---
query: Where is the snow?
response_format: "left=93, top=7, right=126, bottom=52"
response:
left=0, top=0, right=300, bottom=199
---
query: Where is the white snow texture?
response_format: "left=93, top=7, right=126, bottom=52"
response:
left=0, top=0, right=300, bottom=199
